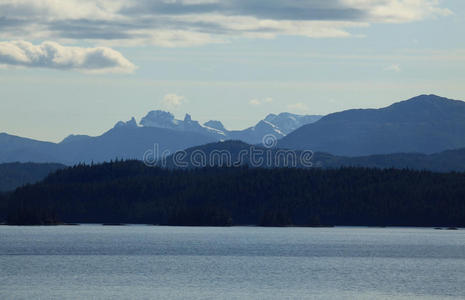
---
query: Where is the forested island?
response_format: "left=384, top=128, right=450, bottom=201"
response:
left=2, top=160, right=465, bottom=227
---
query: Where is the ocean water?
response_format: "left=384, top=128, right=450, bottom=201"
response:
left=1, top=226, right=464, bottom=299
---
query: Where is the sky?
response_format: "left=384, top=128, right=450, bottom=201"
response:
left=0, top=0, right=464, bottom=142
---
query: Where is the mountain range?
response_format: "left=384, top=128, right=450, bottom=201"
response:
left=0, top=111, right=320, bottom=165
left=2, top=94, right=465, bottom=165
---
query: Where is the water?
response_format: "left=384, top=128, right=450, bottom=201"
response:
left=1, top=226, right=464, bottom=299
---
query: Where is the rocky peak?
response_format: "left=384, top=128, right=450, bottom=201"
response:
left=184, top=113, right=192, bottom=123
left=114, top=117, right=138, bottom=129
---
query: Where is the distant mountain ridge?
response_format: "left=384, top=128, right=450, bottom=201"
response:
left=279, top=94, right=465, bottom=156
left=0, top=111, right=320, bottom=165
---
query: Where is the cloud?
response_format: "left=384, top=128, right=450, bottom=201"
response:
left=249, top=99, right=261, bottom=106
left=287, top=102, right=309, bottom=112
left=343, top=0, right=452, bottom=23
left=161, top=93, right=186, bottom=110
left=384, top=64, right=401, bottom=72
left=0, top=40, right=136, bottom=73
left=0, top=0, right=451, bottom=47
left=249, top=97, right=273, bottom=106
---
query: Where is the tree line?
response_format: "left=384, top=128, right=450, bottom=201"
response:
left=2, top=160, right=465, bottom=226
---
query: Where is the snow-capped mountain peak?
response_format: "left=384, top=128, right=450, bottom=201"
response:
left=139, top=110, right=178, bottom=129
left=136, top=110, right=321, bottom=144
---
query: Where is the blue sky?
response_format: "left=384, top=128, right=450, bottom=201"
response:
left=0, top=0, right=464, bottom=142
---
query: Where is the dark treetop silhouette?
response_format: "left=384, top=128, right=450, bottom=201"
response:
left=4, top=160, right=465, bottom=227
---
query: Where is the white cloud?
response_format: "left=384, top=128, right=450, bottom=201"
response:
left=342, top=0, right=452, bottom=23
left=249, top=99, right=261, bottom=106
left=0, top=40, right=136, bottom=73
left=0, top=0, right=451, bottom=47
left=287, top=102, right=309, bottom=112
left=385, top=64, right=401, bottom=72
left=161, top=93, right=186, bottom=110
left=249, top=97, right=273, bottom=106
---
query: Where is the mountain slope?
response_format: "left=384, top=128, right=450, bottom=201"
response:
left=279, top=95, right=465, bottom=156
left=264, top=113, right=322, bottom=135
left=0, top=133, right=57, bottom=163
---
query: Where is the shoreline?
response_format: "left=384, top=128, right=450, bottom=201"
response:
left=0, top=223, right=462, bottom=230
